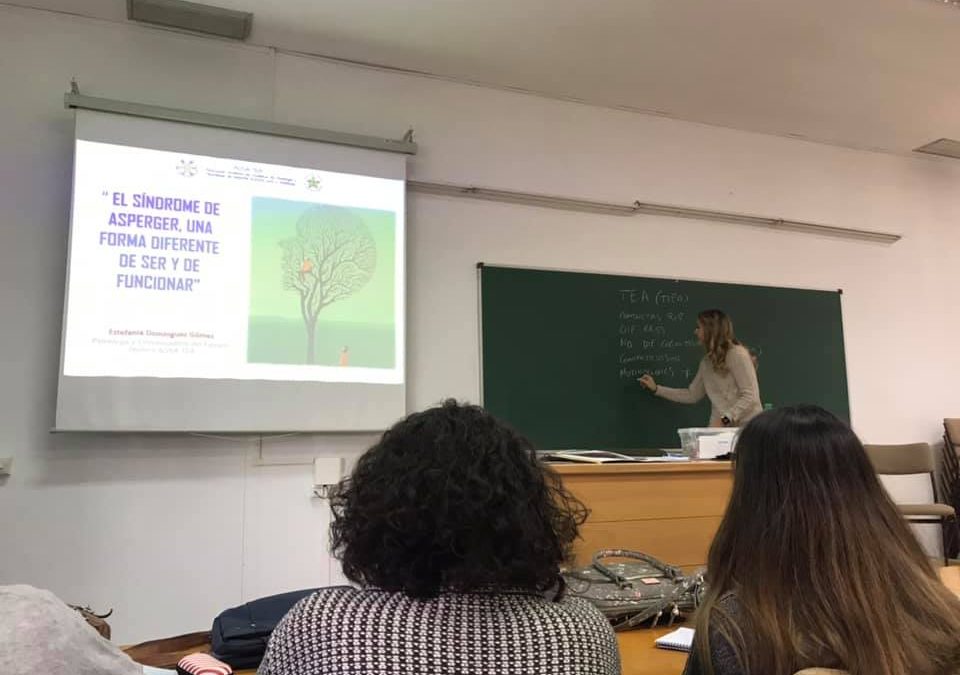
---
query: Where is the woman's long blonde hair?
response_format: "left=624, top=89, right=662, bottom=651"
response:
left=698, top=309, right=739, bottom=372
left=694, top=406, right=960, bottom=675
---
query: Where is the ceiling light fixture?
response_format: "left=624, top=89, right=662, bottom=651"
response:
left=914, top=138, right=960, bottom=159
left=126, top=0, right=253, bottom=40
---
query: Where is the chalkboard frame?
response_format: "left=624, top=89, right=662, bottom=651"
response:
left=478, top=263, right=849, bottom=450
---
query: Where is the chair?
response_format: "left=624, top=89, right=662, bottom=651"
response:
left=940, top=420, right=960, bottom=558
left=864, top=443, right=956, bottom=564
left=942, top=419, right=960, bottom=453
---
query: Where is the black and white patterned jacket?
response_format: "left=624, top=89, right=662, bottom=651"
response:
left=258, top=586, right=620, bottom=675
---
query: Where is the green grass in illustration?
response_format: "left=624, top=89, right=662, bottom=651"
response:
left=247, top=318, right=395, bottom=368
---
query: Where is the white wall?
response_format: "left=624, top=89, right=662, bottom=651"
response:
left=2, top=4, right=960, bottom=642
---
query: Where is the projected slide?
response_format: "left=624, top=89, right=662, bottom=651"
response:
left=63, top=140, right=404, bottom=384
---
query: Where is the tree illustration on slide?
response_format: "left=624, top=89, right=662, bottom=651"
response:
left=280, top=205, right=376, bottom=364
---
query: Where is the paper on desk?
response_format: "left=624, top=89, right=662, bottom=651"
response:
left=634, top=455, right=690, bottom=462
left=655, top=626, right=695, bottom=652
left=698, top=433, right=735, bottom=459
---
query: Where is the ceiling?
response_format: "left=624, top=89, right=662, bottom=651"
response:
left=11, top=0, right=960, bottom=155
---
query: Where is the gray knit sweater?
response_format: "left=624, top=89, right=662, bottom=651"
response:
left=0, top=585, right=144, bottom=675
left=258, top=586, right=620, bottom=675
left=682, top=594, right=846, bottom=675
left=655, top=344, right=762, bottom=426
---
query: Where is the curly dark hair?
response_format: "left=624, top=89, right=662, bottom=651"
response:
left=329, top=399, right=588, bottom=599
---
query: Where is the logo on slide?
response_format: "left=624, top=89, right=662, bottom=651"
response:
left=176, top=159, right=198, bottom=177
left=305, top=175, right=322, bottom=191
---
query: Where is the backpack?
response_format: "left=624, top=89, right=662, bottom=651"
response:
left=210, top=588, right=318, bottom=669
left=562, top=549, right=705, bottom=631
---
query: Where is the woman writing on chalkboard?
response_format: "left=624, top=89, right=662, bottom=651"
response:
left=638, top=309, right=762, bottom=427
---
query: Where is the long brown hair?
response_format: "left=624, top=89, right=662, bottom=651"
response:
left=698, top=309, right=739, bottom=373
left=694, top=406, right=960, bottom=675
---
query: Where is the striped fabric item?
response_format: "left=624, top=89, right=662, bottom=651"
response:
left=176, top=653, right=233, bottom=675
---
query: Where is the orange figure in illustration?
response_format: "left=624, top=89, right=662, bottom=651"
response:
left=339, top=346, right=349, bottom=367
left=299, top=258, right=314, bottom=281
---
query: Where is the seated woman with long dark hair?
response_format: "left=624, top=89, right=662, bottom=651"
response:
left=259, top=400, right=620, bottom=675
left=684, top=405, right=960, bottom=675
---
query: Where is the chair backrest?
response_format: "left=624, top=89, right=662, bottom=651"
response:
left=863, top=443, right=935, bottom=475
left=944, top=419, right=960, bottom=449
left=942, top=420, right=960, bottom=484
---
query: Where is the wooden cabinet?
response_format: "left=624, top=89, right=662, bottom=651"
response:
left=552, top=461, right=733, bottom=571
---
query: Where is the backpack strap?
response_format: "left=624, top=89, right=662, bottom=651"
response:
left=590, top=549, right=683, bottom=588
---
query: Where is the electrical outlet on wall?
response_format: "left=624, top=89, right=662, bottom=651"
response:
left=313, top=457, right=343, bottom=487
left=0, top=457, right=13, bottom=476
left=311, top=457, right=343, bottom=499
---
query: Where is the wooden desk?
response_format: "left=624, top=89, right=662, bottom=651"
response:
left=552, top=461, right=733, bottom=570
left=140, top=562, right=960, bottom=675
left=940, top=565, right=960, bottom=595
left=617, top=625, right=688, bottom=675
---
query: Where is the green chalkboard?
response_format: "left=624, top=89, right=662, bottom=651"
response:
left=480, top=265, right=849, bottom=450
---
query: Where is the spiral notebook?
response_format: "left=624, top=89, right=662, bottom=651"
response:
left=654, top=626, right=695, bottom=652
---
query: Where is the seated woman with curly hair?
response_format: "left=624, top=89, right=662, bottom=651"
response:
left=258, top=400, right=619, bottom=675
